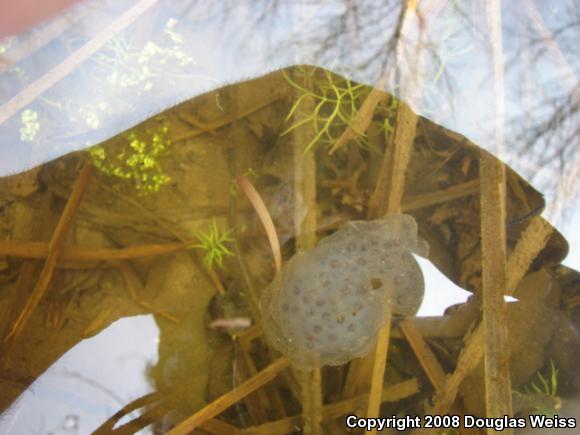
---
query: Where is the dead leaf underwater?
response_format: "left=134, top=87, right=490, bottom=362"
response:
left=0, top=65, right=577, bottom=431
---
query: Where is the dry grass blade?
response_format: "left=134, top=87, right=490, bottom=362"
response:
left=0, top=0, right=159, bottom=126
left=5, top=162, right=93, bottom=341
left=236, top=175, right=282, bottom=273
left=166, top=356, right=290, bottom=435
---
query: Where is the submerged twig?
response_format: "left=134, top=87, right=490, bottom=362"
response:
left=291, top=80, right=322, bottom=435
left=166, top=356, right=290, bottom=435
left=0, top=240, right=192, bottom=261
left=5, top=162, right=93, bottom=341
left=481, top=0, right=512, bottom=422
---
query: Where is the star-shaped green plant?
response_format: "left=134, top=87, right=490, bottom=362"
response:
left=192, top=220, right=235, bottom=269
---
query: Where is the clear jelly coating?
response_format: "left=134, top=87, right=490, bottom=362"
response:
left=260, top=213, right=429, bottom=370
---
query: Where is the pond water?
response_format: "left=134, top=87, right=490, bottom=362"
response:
left=0, top=1, right=578, bottom=434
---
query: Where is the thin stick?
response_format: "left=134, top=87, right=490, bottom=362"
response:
left=506, top=216, right=554, bottom=293
left=401, top=179, right=479, bottom=212
left=291, top=75, right=322, bottom=435
left=236, top=175, right=281, bottom=273
left=237, top=348, right=270, bottom=424
left=367, top=98, right=418, bottom=218
left=366, top=311, right=393, bottom=423
left=399, top=318, right=447, bottom=390
left=166, top=356, right=290, bottom=435
left=173, top=92, right=287, bottom=143
left=328, top=80, right=389, bottom=155
left=0, top=240, right=192, bottom=261
left=5, top=162, right=93, bottom=340
left=480, top=155, right=512, bottom=422
left=482, top=0, right=512, bottom=426
left=0, top=0, right=159, bottom=126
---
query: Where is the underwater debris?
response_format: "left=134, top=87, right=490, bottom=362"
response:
left=260, top=213, right=428, bottom=370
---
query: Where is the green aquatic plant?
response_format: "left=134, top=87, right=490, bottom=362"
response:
left=282, top=68, right=371, bottom=153
left=193, top=220, right=235, bottom=269
left=93, top=18, right=193, bottom=95
left=524, top=359, right=559, bottom=397
left=88, top=124, right=171, bottom=192
left=519, top=359, right=561, bottom=416
left=282, top=67, right=400, bottom=153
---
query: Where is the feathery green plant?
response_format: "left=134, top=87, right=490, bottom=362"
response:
left=282, top=67, right=399, bottom=153
left=282, top=68, right=370, bottom=153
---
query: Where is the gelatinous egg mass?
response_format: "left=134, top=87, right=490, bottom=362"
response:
left=260, top=214, right=429, bottom=370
